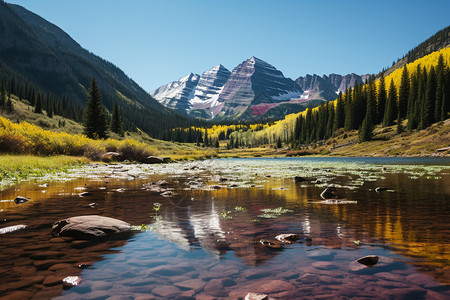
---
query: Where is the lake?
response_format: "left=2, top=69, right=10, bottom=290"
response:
left=0, top=157, right=449, bottom=299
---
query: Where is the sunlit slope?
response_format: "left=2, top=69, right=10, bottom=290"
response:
left=255, top=47, right=450, bottom=142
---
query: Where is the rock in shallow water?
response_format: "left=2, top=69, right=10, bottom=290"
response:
left=0, top=224, right=27, bottom=234
left=245, top=292, right=269, bottom=300
left=14, top=196, right=30, bottom=204
left=52, top=215, right=132, bottom=239
left=357, top=255, right=379, bottom=267
left=275, top=233, right=300, bottom=243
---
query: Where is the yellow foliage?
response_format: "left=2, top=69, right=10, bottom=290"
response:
left=254, top=47, right=450, bottom=143
left=0, top=116, right=158, bottom=160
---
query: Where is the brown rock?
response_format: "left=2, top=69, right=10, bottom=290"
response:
left=258, top=280, right=295, bottom=294
left=33, top=260, right=63, bottom=270
left=0, top=291, right=33, bottom=300
left=52, top=215, right=132, bottom=239
left=260, top=239, right=282, bottom=249
left=152, top=285, right=180, bottom=297
left=30, top=251, right=64, bottom=260
left=43, top=275, right=63, bottom=286
left=143, top=156, right=164, bottom=164
left=312, top=261, right=338, bottom=270
left=174, top=279, right=206, bottom=292
left=0, top=275, right=45, bottom=291
left=204, top=278, right=226, bottom=296
left=49, top=263, right=73, bottom=271
left=356, top=255, right=379, bottom=266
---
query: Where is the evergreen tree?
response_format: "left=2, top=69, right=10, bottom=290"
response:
left=34, top=93, right=43, bottom=114
left=110, top=101, right=124, bottom=136
left=333, top=92, right=345, bottom=131
left=276, top=137, right=282, bottom=149
left=83, top=77, right=108, bottom=139
left=359, top=82, right=375, bottom=142
left=203, top=129, right=209, bottom=147
left=396, top=113, right=404, bottom=134
left=421, top=66, right=437, bottom=128
left=6, top=94, right=13, bottom=112
left=0, top=82, right=5, bottom=109
left=47, top=100, right=54, bottom=118
left=383, top=79, right=397, bottom=127
left=376, top=76, right=387, bottom=124
left=398, top=65, right=410, bottom=119
left=344, top=88, right=354, bottom=131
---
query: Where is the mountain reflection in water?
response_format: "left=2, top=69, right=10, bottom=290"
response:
left=0, top=157, right=449, bottom=299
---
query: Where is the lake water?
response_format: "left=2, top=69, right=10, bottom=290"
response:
left=0, top=157, right=449, bottom=299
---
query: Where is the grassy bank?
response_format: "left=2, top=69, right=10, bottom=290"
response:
left=0, top=155, right=90, bottom=189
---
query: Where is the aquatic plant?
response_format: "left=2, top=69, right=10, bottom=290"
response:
left=235, top=206, right=247, bottom=212
left=153, top=202, right=161, bottom=213
left=220, top=211, right=233, bottom=219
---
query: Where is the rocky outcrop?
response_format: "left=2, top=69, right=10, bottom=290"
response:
left=52, top=215, right=132, bottom=239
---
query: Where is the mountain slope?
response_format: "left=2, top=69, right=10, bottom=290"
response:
left=0, top=2, right=183, bottom=137
left=151, top=57, right=304, bottom=120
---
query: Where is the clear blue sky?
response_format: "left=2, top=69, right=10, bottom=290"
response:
left=7, top=0, right=450, bottom=92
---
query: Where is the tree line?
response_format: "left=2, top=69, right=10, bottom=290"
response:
left=291, top=54, right=449, bottom=147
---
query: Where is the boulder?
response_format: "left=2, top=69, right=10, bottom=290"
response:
left=142, top=156, right=164, bottom=164
left=52, top=215, right=132, bottom=239
left=356, top=255, right=379, bottom=267
left=101, top=152, right=122, bottom=163
left=14, top=196, right=30, bottom=204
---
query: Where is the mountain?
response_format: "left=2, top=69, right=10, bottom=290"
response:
left=151, top=57, right=304, bottom=120
left=0, top=2, right=183, bottom=137
left=150, top=64, right=231, bottom=119
left=295, top=73, right=371, bottom=102
left=151, top=56, right=373, bottom=121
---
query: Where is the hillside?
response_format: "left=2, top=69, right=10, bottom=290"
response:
left=0, top=2, right=188, bottom=137
left=385, top=25, right=450, bottom=76
left=225, top=46, right=450, bottom=155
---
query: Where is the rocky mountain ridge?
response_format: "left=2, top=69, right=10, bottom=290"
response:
left=151, top=57, right=369, bottom=120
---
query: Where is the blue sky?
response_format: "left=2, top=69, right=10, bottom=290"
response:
left=7, top=0, right=450, bottom=92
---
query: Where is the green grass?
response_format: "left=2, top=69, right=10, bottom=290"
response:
left=0, top=155, right=90, bottom=183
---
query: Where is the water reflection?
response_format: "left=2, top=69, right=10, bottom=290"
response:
left=0, top=158, right=449, bottom=299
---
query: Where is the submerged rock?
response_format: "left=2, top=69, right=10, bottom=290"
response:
left=14, top=196, right=30, bottom=204
left=245, top=292, right=269, bottom=300
left=52, top=215, right=132, bottom=239
left=294, top=176, right=309, bottom=183
left=275, top=233, right=300, bottom=243
left=0, top=224, right=27, bottom=234
left=357, top=255, right=379, bottom=266
left=375, top=187, right=394, bottom=192
left=260, top=239, right=282, bottom=249
left=78, top=192, right=92, bottom=197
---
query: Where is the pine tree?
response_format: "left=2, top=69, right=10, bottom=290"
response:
left=83, top=77, right=108, bottom=139
left=421, top=66, right=437, bottom=128
left=376, top=76, right=387, bottom=124
left=398, top=65, right=410, bottom=119
left=34, top=93, right=43, bottom=114
left=333, top=92, right=345, bottom=131
left=0, top=82, right=5, bottom=109
left=203, top=129, right=209, bottom=147
left=396, top=113, right=403, bottom=134
left=359, top=82, right=375, bottom=142
left=47, top=99, right=54, bottom=118
left=110, top=101, right=124, bottom=136
left=383, top=79, right=397, bottom=127
left=6, top=93, right=13, bottom=112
